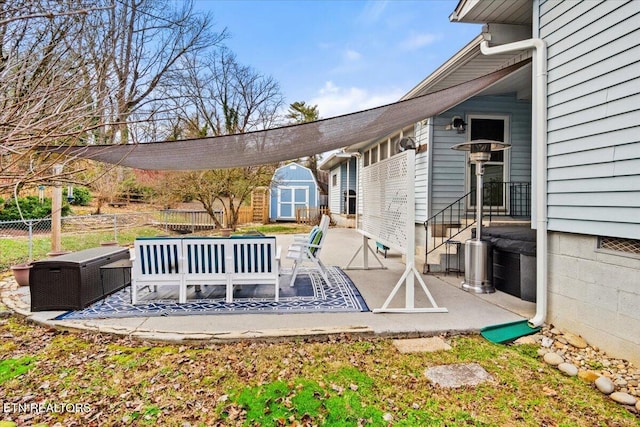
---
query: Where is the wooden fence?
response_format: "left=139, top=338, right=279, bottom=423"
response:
left=295, top=207, right=330, bottom=225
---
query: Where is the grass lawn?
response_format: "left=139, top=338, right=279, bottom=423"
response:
left=0, top=317, right=637, bottom=426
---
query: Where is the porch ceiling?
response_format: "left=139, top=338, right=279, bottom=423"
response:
left=403, top=35, right=532, bottom=100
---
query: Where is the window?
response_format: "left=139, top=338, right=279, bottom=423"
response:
left=370, top=146, right=378, bottom=164
left=380, top=140, right=389, bottom=160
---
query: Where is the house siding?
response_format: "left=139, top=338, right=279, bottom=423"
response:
left=541, top=0, right=640, bottom=239
left=415, top=121, right=431, bottom=222
left=329, top=167, right=341, bottom=214
left=429, top=94, right=532, bottom=217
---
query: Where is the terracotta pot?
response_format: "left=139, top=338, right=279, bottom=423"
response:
left=220, top=228, right=232, bottom=237
left=46, top=251, right=71, bottom=257
left=10, top=264, right=32, bottom=287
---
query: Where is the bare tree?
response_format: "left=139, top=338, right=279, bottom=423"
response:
left=0, top=1, right=110, bottom=193
left=163, top=50, right=285, bottom=228
left=0, top=0, right=226, bottom=199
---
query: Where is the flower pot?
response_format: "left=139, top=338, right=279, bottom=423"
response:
left=46, top=250, right=71, bottom=257
left=10, top=264, right=32, bottom=287
left=220, top=228, right=232, bottom=237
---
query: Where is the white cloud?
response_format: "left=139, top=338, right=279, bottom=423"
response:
left=400, top=32, right=442, bottom=51
left=344, top=49, right=362, bottom=62
left=310, top=81, right=404, bottom=118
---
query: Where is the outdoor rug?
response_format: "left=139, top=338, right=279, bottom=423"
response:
left=55, top=267, right=368, bottom=320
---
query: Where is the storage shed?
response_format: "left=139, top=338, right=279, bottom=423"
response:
left=270, top=162, right=320, bottom=221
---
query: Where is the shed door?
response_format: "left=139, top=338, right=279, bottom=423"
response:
left=278, top=186, right=308, bottom=219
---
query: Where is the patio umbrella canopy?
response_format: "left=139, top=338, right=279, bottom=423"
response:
left=45, top=62, right=527, bottom=170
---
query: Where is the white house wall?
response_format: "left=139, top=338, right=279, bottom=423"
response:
left=329, top=168, right=341, bottom=214
left=541, top=0, right=640, bottom=239
left=414, top=120, right=431, bottom=222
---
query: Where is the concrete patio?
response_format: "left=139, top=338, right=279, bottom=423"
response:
left=1, top=228, right=535, bottom=342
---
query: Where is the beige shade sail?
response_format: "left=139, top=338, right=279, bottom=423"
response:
left=46, top=61, right=528, bottom=171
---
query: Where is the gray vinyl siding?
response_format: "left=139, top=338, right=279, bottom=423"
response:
left=540, top=0, right=640, bottom=239
left=430, top=94, right=532, bottom=217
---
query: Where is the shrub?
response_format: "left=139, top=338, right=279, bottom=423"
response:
left=0, top=196, right=71, bottom=221
left=63, top=186, right=92, bottom=206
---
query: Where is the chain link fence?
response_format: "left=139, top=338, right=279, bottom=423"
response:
left=0, top=212, right=166, bottom=270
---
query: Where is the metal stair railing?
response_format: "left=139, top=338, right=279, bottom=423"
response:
left=422, top=190, right=475, bottom=273
left=422, top=181, right=531, bottom=273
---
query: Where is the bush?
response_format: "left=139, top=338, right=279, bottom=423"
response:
left=0, top=196, right=71, bottom=221
left=63, top=186, right=92, bottom=206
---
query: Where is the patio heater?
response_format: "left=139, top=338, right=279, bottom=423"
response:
left=451, top=139, right=510, bottom=293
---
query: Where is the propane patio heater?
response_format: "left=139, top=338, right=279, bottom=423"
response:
left=451, top=139, right=511, bottom=293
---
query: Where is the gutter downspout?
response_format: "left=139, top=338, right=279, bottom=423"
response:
left=479, top=33, right=548, bottom=328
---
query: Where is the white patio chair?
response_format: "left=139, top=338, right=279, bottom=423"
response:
left=292, top=214, right=330, bottom=243
left=286, top=214, right=330, bottom=287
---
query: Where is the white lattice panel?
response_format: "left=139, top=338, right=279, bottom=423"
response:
left=360, top=151, right=411, bottom=254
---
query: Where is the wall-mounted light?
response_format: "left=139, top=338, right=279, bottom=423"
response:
left=445, top=116, right=467, bottom=133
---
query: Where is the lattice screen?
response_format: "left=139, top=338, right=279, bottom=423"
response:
left=360, top=151, right=410, bottom=254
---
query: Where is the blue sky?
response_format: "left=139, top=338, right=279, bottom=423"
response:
left=194, top=0, right=482, bottom=118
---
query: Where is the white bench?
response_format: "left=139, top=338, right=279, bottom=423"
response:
left=132, top=238, right=185, bottom=304
left=131, top=236, right=281, bottom=304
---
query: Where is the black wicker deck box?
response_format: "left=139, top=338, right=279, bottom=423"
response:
left=30, top=246, right=130, bottom=311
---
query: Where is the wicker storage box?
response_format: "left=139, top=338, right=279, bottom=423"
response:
left=30, top=246, right=130, bottom=311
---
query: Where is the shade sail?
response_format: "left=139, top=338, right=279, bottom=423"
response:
left=47, top=61, right=527, bottom=170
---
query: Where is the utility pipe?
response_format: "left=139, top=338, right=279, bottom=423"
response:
left=479, top=34, right=548, bottom=328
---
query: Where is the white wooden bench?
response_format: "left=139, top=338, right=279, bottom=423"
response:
left=182, top=238, right=231, bottom=302
left=132, top=238, right=185, bottom=304
left=131, top=236, right=281, bottom=304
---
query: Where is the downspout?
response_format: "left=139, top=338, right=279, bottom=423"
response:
left=479, top=32, right=548, bottom=327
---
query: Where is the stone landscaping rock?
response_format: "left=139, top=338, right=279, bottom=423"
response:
left=558, top=363, right=578, bottom=377
left=578, top=370, right=600, bottom=382
left=393, top=337, right=451, bottom=353
left=636, top=400, right=640, bottom=412
left=595, top=376, right=615, bottom=394
left=541, top=336, right=553, bottom=348
left=424, top=363, right=494, bottom=388
left=610, top=392, right=637, bottom=406
left=543, top=352, right=564, bottom=366
left=513, top=335, right=537, bottom=345
left=563, top=332, right=587, bottom=349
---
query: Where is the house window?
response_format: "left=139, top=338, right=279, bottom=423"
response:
left=370, top=146, right=378, bottom=164
left=380, top=140, right=389, bottom=160
left=332, top=173, right=337, bottom=187
left=364, top=150, right=370, bottom=167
